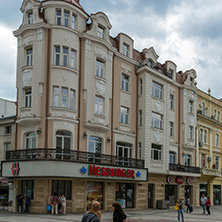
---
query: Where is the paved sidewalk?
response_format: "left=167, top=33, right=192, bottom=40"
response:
left=0, top=206, right=221, bottom=221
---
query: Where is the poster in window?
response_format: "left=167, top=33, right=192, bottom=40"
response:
left=87, top=182, right=103, bottom=210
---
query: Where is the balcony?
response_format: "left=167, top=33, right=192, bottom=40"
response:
left=5, top=148, right=144, bottom=168
left=169, top=163, right=200, bottom=174
left=201, top=168, right=221, bottom=177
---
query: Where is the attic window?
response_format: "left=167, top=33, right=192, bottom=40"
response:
left=98, top=26, right=105, bottom=39
left=190, top=77, right=193, bottom=86
left=167, top=69, right=173, bottom=79
left=27, top=12, right=33, bottom=24
left=123, top=43, right=129, bottom=56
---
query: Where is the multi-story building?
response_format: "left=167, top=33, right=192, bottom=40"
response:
left=196, top=89, right=222, bottom=206
left=1, top=0, right=201, bottom=213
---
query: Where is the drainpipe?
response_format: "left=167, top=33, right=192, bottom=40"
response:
left=111, top=54, right=115, bottom=156
left=178, top=88, right=181, bottom=164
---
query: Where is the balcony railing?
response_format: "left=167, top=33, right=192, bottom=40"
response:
left=169, top=163, right=200, bottom=174
left=5, top=148, right=144, bottom=168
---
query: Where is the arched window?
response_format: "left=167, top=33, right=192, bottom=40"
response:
left=116, top=142, right=132, bottom=166
left=26, top=132, right=36, bottom=149
left=56, top=130, right=71, bottom=150
left=88, top=136, right=102, bottom=154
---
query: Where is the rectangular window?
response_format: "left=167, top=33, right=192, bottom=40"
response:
left=70, top=49, right=76, bottom=69
left=123, top=43, right=129, bottom=56
left=63, top=47, right=68, bottom=67
left=21, top=180, right=34, bottom=199
left=152, top=81, right=162, bottom=99
left=56, top=9, right=61, bottom=25
left=184, top=154, right=191, bottom=166
left=95, top=96, right=104, bottom=115
left=52, top=180, right=72, bottom=200
left=215, top=156, right=219, bottom=169
left=72, top=14, right=76, bottom=29
left=120, top=106, right=129, bottom=124
left=139, top=110, right=142, bottom=126
left=139, top=78, right=143, bottom=94
left=69, top=89, right=75, bottom=110
left=64, top=11, right=69, bottom=27
left=218, top=111, right=220, bottom=121
left=53, top=86, right=59, bottom=107
left=189, top=100, right=193, bottom=113
left=215, top=134, right=219, bottom=146
left=96, top=60, right=104, bottom=78
left=4, top=142, right=11, bottom=151
left=201, top=153, right=205, bottom=168
left=4, top=126, right=12, bottom=134
left=121, top=74, right=129, bottom=91
left=26, top=48, right=33, bottom=66
left=200, top=129, right=203, bottom=142
left=62, top=87, right=68, bottom=108
left=138, top=142, right=142, bottom=159
left=170, top=94, right=174, bottom=109
left=169, top=122, right=174, bottom=136
left=55, top=46, right=60, bottom=65
left=189, top=126, right=193, bottom=139
left=28, top=12, right=33, bottom=24
left=152, top=112, right=162, bottom=129
left=169, top=152, right=175, bottom=164
left=204, top=130, right=207, bottom=143
left=98, top=26, right=104, bottom=39
left=25, top=88, right=32, bottom=107
left=151, top=143, right=162, bottom=160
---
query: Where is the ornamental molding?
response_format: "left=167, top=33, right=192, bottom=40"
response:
left=25, top=2, right=33, bottom=11
left=96, top=80, right=106, bottom=96
left=95, top=47, right=107, bottom=61
left=154, top=131, right=161, bottom=143
left=189, top=115, right=194, bottom=126
left=23, top=35, right=35, bottom=46
left=154, top=100, right=161, bottom=112
left=22, top=69, right=32, bottom=87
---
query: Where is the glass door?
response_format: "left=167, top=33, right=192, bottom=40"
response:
left=148, top=184, right=154, bottom=208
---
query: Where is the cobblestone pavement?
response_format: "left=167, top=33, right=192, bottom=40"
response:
left=0, top=206, right=221, bottom=222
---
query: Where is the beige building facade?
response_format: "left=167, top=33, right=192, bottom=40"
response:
left=2, top=0, right=202, bottom=213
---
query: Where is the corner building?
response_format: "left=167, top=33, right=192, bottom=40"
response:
left=1, top=0, right=200, bottom=213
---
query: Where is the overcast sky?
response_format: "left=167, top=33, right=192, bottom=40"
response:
left=1, top=0, right=222, bottom=101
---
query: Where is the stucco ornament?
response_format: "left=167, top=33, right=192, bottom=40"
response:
left=155, top=100, right=161, bottom=112
left=22, top=69, right=32, bottom=86
left=96, top=80, right=106, bottom=96
left=95, top=48, right=107, bottom=60
left=23, top=36, right=34, bottom=46
left=189, top=116, right=194, bottom=126
left=25, top=2, right=33, bottom=11
left=154, top=131, right=161, bottom=143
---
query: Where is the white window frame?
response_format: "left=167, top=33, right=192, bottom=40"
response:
left=204, top=130, right=207, bottom=143
left=189, top=126, right=193, bottom=139
left=53, top=86, right=59, bottom=107
left=55, top=46, right=60, bottom=65
left=202, top=103, right=205, bottom=115
left=62, top=87, right=68, bottom=108
left=139, top=78, right=143, bottom=94
left=96, top=60, right=104, bottom=78
left=72, top=13, right=76, bottom=29
left=152, top=81, right=163, bottom=99
left=184, top=154, right=191, bottom=166
left=151, top=143, right=162, bottom=160
left=152, top=112, right=162, bottom=129
left=170, top=94, right=174, bottom=109
left=121, top=73, right=129, bottom=92
left=98, top=26, right=105, bottom=39
left=120, top=106, right=129, bottom=124
left=139, top=110, right=142, bottom=126
left=95, top=96, right=104, bottom=115
left=56, top=9, right=61, bottom=25
left=63, top=47, right=68, bottom=67
left=26, top=132, right=36, bottom=149
left=69, top=89, right=75, bottom=110
left=215, top=134, right=219, bottom=146
left=138, top=142, right=142, bottom=159
left=27, top=12, right=33, bottom=24
left=70, top=49, right=76, bottom=69
left=26, top=48, right=33, bottom=66
left=200, top=129, right=203, bottom=142
left=25, top=88, right=32, bottom=107
left=64, top=10, right=69, bottom=27
left=56, top=131, right=71, bottom=150
left=169, top=122, right=174, bottom=136
left=123, top=43, right=129, bottom=56
left=116, top=142, right=132, bottom=166
left=169, top=151, right=175, bottom=164
left=189, top=100, right=193, bottom=113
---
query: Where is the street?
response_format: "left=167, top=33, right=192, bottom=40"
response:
left=0, top=205, right=222, bottom=222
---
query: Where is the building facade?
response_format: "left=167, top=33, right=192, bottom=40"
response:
left=196, top=89, right=222, bottom=206
left=1, top=0, right=201, bottom=213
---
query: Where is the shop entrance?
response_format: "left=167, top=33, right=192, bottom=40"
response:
left=213, top=185, right=221, bottom=205
left=165, top=185, right=177, bottom=206
left=116, top=183, right=134, bottom=208
left=148, top=184, right=154, bottom=208
left=200, top=183, right=208, bottom=198
left=185, top=185, right=192, bottom=205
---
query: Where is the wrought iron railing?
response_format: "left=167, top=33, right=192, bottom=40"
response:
left=5, top=148, right=144, bottom=168
left=169, top=163, right=200, bottom=174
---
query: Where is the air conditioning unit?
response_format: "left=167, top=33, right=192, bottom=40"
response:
left=199, top=141, right=204, bottom=147
left=207, top=157, right=212, bottom=162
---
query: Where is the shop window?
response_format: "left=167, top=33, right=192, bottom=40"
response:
left=116, top=183, right=134, bottom=208
left=116, top=142, right=132, bottom=166
left=87, top=182, right=103, bottom=210
left=21, top=180, right=34, bottom=199
left=52, top=180, right=72, bottom=199
left=213, top=185, right=221, bottom=205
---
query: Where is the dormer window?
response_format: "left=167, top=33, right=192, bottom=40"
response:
left=98, top=26, right=105, bottom=39
left=27, top=12, right=33, bottom=24
left=123, top=43, right=129, bottom=56
left=190, top=77, right=193, bottom=86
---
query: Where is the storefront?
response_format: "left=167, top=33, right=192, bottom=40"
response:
left=0, top=179, right=9, bottom=210
left=213, top=185, right=221, bottom=205
left=1, top=160, right=148, bottom=213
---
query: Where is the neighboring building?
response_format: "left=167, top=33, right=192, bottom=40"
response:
left=1, top=0, right=201, bottom=213
left=0, top=98, right=16, bottom=118
left=196, top=89, right=222, bottom=206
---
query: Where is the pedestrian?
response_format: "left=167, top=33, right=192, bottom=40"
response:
left=23, top=194, right=30, bottom=213
left=47, top=194, right=53, bottom=212
left=51, top=192, right=59, bottom=214
left=206, top=196, right=211, bottom=215
left=81, top=201, right=101, bottom=222
left=177, top=198, right=184, bottom=222
left=112, top=202, right=127, bottom=222
left=200, top=194, right=207, bottom=214
left=186, top=197, right=191, bottom=213
left=61, top=194, right=67, bottom=215
left=16, top=194, right=24, bottom=213
left=58, top=193, right=62, bottom=213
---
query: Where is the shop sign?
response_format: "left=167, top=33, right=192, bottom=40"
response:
left=11, top=162, right=20, bottom=176
left=82, top=164, right=140, bottom=179
left=176, top=176, right=184, bottom=184
left=166, top=175, right=173, bottom=184
left=186, top=177, right=192, bottom=185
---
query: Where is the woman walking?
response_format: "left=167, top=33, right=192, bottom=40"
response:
left=61, top=194, right=67, bottom=214
left=112, top=202, right=127, bottom=222
left=177, top=198, right=184, bottom=222
left=206, top=196, right=211, bottom=215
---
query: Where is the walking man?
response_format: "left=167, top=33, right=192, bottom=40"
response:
left=81, top=201, right=101, bottom=222
left=200, top=194, right=207, bottom=214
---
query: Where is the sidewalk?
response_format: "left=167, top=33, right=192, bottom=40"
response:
left=0, top=205, right=221, bottom=222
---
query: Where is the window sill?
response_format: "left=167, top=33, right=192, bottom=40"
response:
left=95, top=75, right=107, bottom=83
left=120, top=123, right=130, bottom=127
left=151, top=159, right=163, bottom=163
left=94, top=114, right=106, bottom=119
left=51, top=106, right=77, bottom=113
left=51, top=65, right=78, bottom=74
left=21, top=65, right=33, bottom=71
left=151, top=96, right=165, bottom=103
left=20, top=107, right=32, bottom=111
left=120, top=89, right=131, bottom=95
left=151, top=127, right=163, bottom=132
